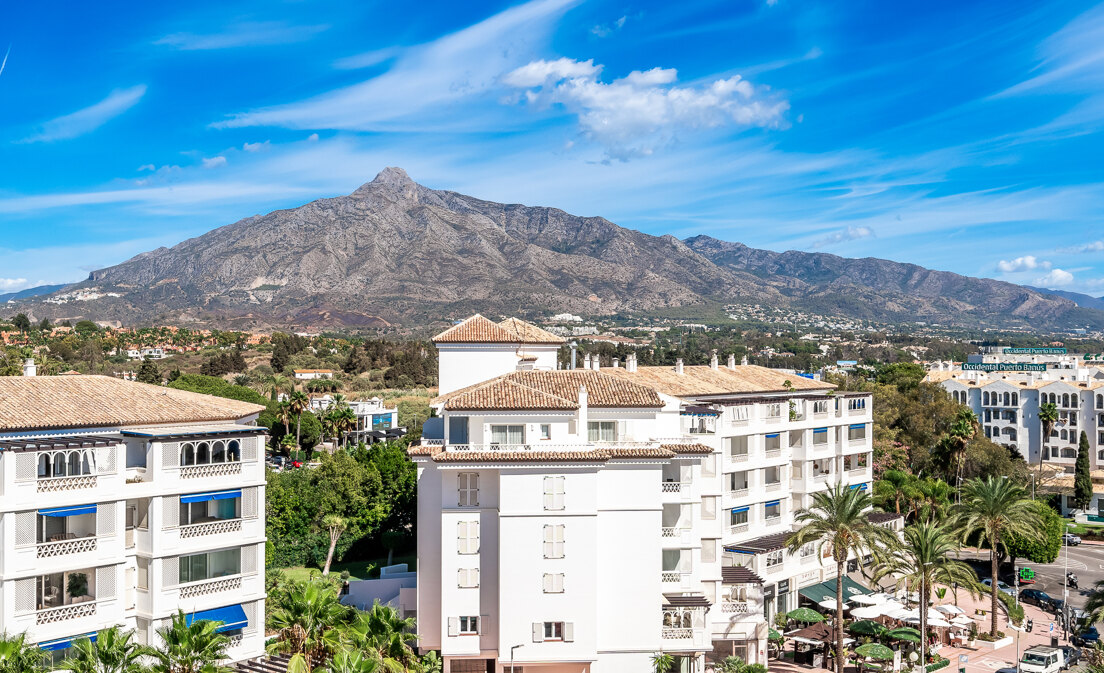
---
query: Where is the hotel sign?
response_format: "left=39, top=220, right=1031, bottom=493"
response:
left=1002, top=347, right=1066, bottom=354
left=962, top=363, right=1048, bottom=372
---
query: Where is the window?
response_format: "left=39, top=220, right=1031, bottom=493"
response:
left=764, top=501, right=781, bottom=520
left=458, top=521, right=480, bottom=555
left=848, top=397, right=867, bottom=410
left=764, top=466, right=781, bottom=485
left=765, top=550, right=784, bottom=568
left=543, top=524, right=565, bottom=559
left=702, top=453, right=717, bottom=478
left=587, top=421, right=617, bottom=442
left=179, top=495, right=240, bottom=526
left=539, top=424, right=552, bottom=440
left=459, top=616, right=479, bottom=635
left=730, top=508, right=749, bottom=526
left=848, top=424, right=867, bottom=442
left=458, top=473, right=479, bottom=507
left=813, top=400, right=829, bottom=414
left=544, top=622, right=565, bottom=640
left=179, top=548, right=240, bottom=584
left=800, top=543, right=816, bottom=558
left=178, top=440, right=240, bottom=467
left=765, top=434, right=781, bottom=451
left=812, top=428, right=828, bottom=445
left=730, top=405, right=750, bottom=422
left=38, top=449, right=96, bottom=478
left=702, top=539, right=717, bottom=564
left=729, top=436, right=749, bottom=459
left=543, top=476, right=565, bottom=511
left=702, top=496, right=718, bottom=520
left=448, top=416, right=470, bottom=445
left=729, top=471, right=749, bottom=491
left=490, top=425, right=524, bottom=446
left=765, top=403, right=782, bottom=418
left=137, top=556, right=149, bottom=590
left=542, top=573, right=565, bottom=593
left=457, top=568, right=479, bottom=588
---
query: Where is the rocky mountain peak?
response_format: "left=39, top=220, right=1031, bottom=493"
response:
left=353, top=166, right=420, bottom=202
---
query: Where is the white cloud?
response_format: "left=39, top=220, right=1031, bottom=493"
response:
left=242, top=141, right=269, bottom=153
left=137, top=164, right=156, bottom=172
left=503, top=58, right=789, bottom=159
left=1035, top=268, right=1075, bottom=287
left=21, top=85, right=146, bottom=143
left=214, top=0, right=580, bottom=131
left=333, top=47, right=401, bottom=70
left=307, top=133, right=319, bottom=142
left=155, top=22, right=328, bottom=50
left=1060, top=240, right=1104, bottom=253
left=0, top=278, right=29, bottom=291
left=590, top=15, right=627, bottom=38
left=813, top=225, right=874, bottom=248
left=201, top=156, right=227, bottom=169
left=997, top=255, right=1051, bottom=272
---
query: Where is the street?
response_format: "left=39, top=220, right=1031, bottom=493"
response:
left=956, top=542, right=1104, bottom=611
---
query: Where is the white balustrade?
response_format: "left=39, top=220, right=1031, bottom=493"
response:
left=37, top=601, right=97, bottom=624
left=37, top=475, right=97, bottom=492
left=179, top=576, right=243, bottom=599
left=37, top=537, right=98, bottom=558
left=180, top=519, right=243, bottom=539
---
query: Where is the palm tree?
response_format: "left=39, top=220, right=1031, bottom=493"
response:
left=788, top=484, right=899, bottom=673
left=949, top=408, right=978, bottom=485
left=267, top=579, right=349, bottom=673
left=149, top=611, right=232, bottom=673
left=870, top=520, right=978, bottom=666
left=341, top=602, right=419, bottom=670
left=317, top=648, right=382, bottom=673
left=336, top=406, right=358, bottom=448
left=955, top=476, right=1043, bottom=636
left=232, top=373, right=250, bottom=388
left=289, top=391, right=310, bottom=449
left=914, top=478, right=954, bottom=522
left=1039, top=402, right=1059, bottom=464
left=61, top=627, right=149, bottom=673
left=873, top=470, right=915, bottom=515
left=321, top=514, right=348, bottom=576
left=0, top=632, right=47, bottom=673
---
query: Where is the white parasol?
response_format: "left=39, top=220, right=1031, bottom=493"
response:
left=936, top=604, right=965, bottom=615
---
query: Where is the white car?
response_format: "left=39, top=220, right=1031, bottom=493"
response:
left=1063, top=533, right=1082, bottom=546
left=981, top=578, right=1015, bottom=596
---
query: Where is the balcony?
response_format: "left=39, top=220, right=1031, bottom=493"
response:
left=730, top=524, right=749, bottom=535
left=180, top=518, right=243, bottom=539
left=661, top=481, right=688, bottom=493
left=720, top=602, right=753, bottom=614
left=180, top=462, right=242, bottom=479
left=35, top=568, right=99, bottom=624
left=764, top=449, right=782, bottom=459
left=179, top=575, right=243, bottom=599
left=730, top=488, right=749, bottom=498
left=813, top=472, right=832, bottom=482
left=37, top=601, right=97, bottom=625
left=765, top=482, right=782, bottom=492
left=764, top=515, right=781, bottom=526
left=35, top=505, right=99, bottom=559
left=730, top=452, right=750, bottom=464
left=38, top=537, right=98, bottom=558
left=37, top=475, right=98, bottom=493
left=661, top=527, right=692, bottom=542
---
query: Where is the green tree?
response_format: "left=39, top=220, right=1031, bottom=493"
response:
left=38, top=317, right=52, bottom=332
left=149, top=611, right=232, bottom=673
left=1005, top=501, right=1064, bottom=566
left=873, top=470, right=916, bottom=515
left=955, top=476, right=1043, bottom=636
left=167, top=373, right=269, bottom=405
left=875, top=363, right=927, bottom=392
left=0, top=632, right=47, bottom=673
left=652, top=653, right=675, bottom=673
left=267, top=580, right=348, bottom=673
left=949, top=408, right=979, bottom=486
left=60, top=626, right=149, bottom=673
left=74, top=319, right=99, bottom=334
left=788, top=484, right=900, bottom=673
left=1039, top=402, right=1059, bottom=464
left=1076, top=430, right=1094, bottom=510
left=10, top=313, right=30, bottom=334
left=870, top=520, right=978, bottom=663
left=340, top=602, right=419, bottom=671
left=136, top=359, right=162, bottom=385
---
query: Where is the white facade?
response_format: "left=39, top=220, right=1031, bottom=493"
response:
left=0, top=385, right=267, bottom=664
left=414, top=319, right=881, bottom=673
left=436, top=342, right=560, bottom=396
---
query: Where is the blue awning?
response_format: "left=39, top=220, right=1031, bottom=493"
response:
left=849, top=483, right=868, bottom=491
left=39, top=504, right=96, bottom=518
left=186, top=604, right=248, bottom=632
left=765, top=500, right=781, bottom=507
left=39, top=633, right=96, bottom=651
left=765, top=433, right=779, bottom=438
left=813, top=427, right=827, bottom=434
left=180, top=489, right=242, bottom=504
left=731, top=506, right=750, bottom=513
left=849, top=423, right=866, bottom=430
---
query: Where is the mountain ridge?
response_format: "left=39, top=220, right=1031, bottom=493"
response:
left=15, top=167, right=1103, bottom=332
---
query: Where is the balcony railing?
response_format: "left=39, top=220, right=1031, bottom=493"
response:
left=180, top=518, right=243, bottom=539
left=847, top=467, right=868, bottom=475
left=764, top=449, right=782, bottom=458
left=765, top=482, right=782, bottom=492
left=730, top=488, right=749, bottom=498
left=37, top=600, right=97, bottom=624
left=721, top=602, right=752, bottom=614
left=662, top=627, right=694, bottom=639
left=814, top=473, right=832, bottom=482
left=661, top=482, right=688, bottom=493
left=730, top=524, right=749, bottom=535
left=37, top=475, right=97, bottom=493
left=730, top=453, right=749, bottom=463
left=179, top=575, right=242, bottom=599
left=661, top=572, right=684, bottom=583
left=764, top=515, right=781, bottom=526
left=37, top=536, right=97, bottom=558
left=180, top=462, right=242, bottom=479
left=661, top=527, right=690, bottom=539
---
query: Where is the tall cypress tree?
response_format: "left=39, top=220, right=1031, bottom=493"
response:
left=1075, top=431, right=1093, bottom=511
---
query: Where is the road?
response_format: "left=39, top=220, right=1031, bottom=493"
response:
left=957, top=542, right=1104, bottom=611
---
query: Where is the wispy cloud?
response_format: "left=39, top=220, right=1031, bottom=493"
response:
left=0, top=277, right=29, bottom=291
left=997, top=255, right=1050, bottom=272
left=1036, top=268, right=1075, bottom=287
left=813, top=225, right=875, bottom=248
left=0, top=44, right=10, bottom=79
left=1059, top=240, right=1104, bottom=253
left=20, top=85, right=147, bottom=143
left=503, top=58, right=789, bottom=159
left=155, top=21, right=328, bottom=50
left=590, top=15, right=626, bottom=38
left=201, top=156, right=227, bottom=169
left=212, top=0, right=580, bottom=131
left=332, top=47, right=401, bottom=70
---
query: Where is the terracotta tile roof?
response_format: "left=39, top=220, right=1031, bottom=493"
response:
left=0, top=375, right=265, bottom=432
left=662, top=442, right=714, bottom=455
left=431, top=450, right=610, bottom=463
left=434, top=370, right=663, bottom=411
left=497, top=318, right=565, bottom=344
left=721, top=566, right=765, bottom=584
left=606, top=447, right=677, bottom=458
left=603, top=364, right=833, bottom=397
left=407, top=444, right=439, bottom=456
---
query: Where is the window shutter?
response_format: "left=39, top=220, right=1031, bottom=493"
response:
left=163, top=556, right=179, bottom=587
left=532, top=623, right=544, bottom=643
left=16, top=453, right=36, bottom=482
left=15, top=511, right=35, bottom=547
left=543, top=573, right=552, bottom=593
left=564, top=622, right=575, bottom=642
left=617, top=420, right=627, bottom=440
left=448, top=618, right=459, bottom=637
left=14, top=578, right=35, bottom=613
left=243, top=487, right=259, bottom=519
left=163, top=496, right=179, bottom=528
left=457, top=521, right=466, bottom=553
left=162, top=442, right=179, bottom=468
left=97, top=565, right=117, bottom=599
left=97, top=502, right=117, bottom=536
left=98, top=445, right=117, bottom=474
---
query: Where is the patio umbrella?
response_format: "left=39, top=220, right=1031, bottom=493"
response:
left=788, top=607, right=826, bottom=623
left=851, top=605, right=886, bottom=619
left=852, top=593, right=887, bottom=605
left=927, top=618, right=952, bottom=628
left=936, top=604, right=965, bottom=615
left=849, top=620, right=887, bottom=637
left=885, top=627, right=922, bottom=643
left=856, top=643, right=895, bottom=661
left=820, top=599, right=850, bottom=611
left=951, top=616, right=974, bottom=627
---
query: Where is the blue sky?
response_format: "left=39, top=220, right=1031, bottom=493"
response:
left=1, top=0, right=1102, bottom=296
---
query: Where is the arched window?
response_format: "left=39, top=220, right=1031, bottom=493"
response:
left=1098, top=394, right=1103, bottom=409
left=227, top=440, right=241, bottom=462
left=38, top=453, right=51, bottom=478
left=67, top=451, right=81, bottom=476
left=196, top=442, right=210, bottom=464
left=1012, top=393, right=1019, bottom=406
left=1073, top=395, right=1079, bottom=408
left=983, top=392, right=989, bottom=405
left=1003, top=392, right=1010, bottom=406
left=180, top=442, right=196, bottom=466
left=212, top=440, right=226, bottom=463
left=1061, top=430, right=1068, bottom=441
left=53, top=452, right=67, bottom=477
left=81, top=449, right=93, bottom=474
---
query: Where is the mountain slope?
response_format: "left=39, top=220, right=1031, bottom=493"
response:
left=1027, top=286, right=1104, bottom=313
left=0, top=284, right=67, bottom=303
left=20, top=168, right=1104, bottom=332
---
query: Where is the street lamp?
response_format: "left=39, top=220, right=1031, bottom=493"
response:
left=511, top=643, right=525, bottom=673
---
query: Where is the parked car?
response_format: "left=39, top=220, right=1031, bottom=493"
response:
left=1020, top=646, right=1065, bottom=673
left=1021, top=589, right=1056, bottom=608
left=1073, top=626, right=1100, bottom=647
left=1059, top=646, right=1081, bottom=669
left=1063, top=533, right=1083, bottom=546
left=982, top=578, right=1015, bottom=596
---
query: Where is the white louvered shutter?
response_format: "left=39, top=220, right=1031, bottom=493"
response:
left=242, top=437, right=258, bottom=461
left=243, top=487, right=259, bottom=519
left=532, top=623, right=544, bottom=643
left=98, top=445, right=117, bottom=474
left=244, top=601, right=258, bottom=633
left=564, top=622, right=574, bottom=642
left=448, top=618, right=459, bottom=637
left=243, top=544, right=259, bottom=574
left=97, top=502, right=117, bottom=536
left=162, top=496, right=179, bottom=528
left=543, top=476, right=565, bottom=511
left=14, top=578, right=35, bottom=613
left=16, top=452, right=37, bottom=481
left=15, top=511, right=36, bottom=547
left=97, top=566, right=117, bottom=599
left=162, top=556, right=179, bottom=587
left=162, top=442, right=179, bottom=467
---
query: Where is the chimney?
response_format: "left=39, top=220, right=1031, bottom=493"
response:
left=627, top=353, right=638, bottom=373
left=612, top=357, right=620, bottom=368
left=569, top=342, right=578, bottom=370
left=727, top=353, right=736, bottom=370
left=578, top=384, right=589, bottom=440
left=741, top=355, right=749, bottom=366
left=592, top=355, right=600, bottom=372
left=22, top=358, right=36, bottom=377
left=710, top=349, right=719, bottom=370
left=676, top=358, right=684, bottom=375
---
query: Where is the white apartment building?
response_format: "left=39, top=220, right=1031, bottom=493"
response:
left=928, top=357, right=1104, bottom=515
left=412, top=316, right=891, bottom=673
left=0, top=366, right=267, bottom=664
